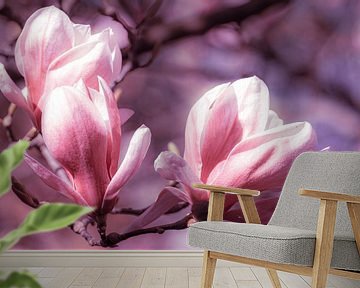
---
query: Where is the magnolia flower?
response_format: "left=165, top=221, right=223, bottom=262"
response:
left=0, top=6, right=122, bottom=128
left=25, top=77, right=151, bottom=213
left=154, top=76, right=317, bottom=219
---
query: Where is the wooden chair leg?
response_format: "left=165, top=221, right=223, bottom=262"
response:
left=266, top=269, right=282, bottom=288
left=201, top=251, right=217, bottom=288
left=312, top=200, right=337, bottom=288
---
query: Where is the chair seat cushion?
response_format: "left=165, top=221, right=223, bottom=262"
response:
left=188, top=221, right=360, bottom=271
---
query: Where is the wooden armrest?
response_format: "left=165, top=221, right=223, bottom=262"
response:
left=193, top=183, right=260, bottom=197
left=299, top=189, right=360, bottom=204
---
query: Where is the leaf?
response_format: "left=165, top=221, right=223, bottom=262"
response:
left=0, top=271, right=41, bottom=288
left=0, top=203, right=93, bottom=252
left=0, top=140, right=29, bottom=197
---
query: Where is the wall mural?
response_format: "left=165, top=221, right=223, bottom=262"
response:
left=0, top=0, right=359, bottom=250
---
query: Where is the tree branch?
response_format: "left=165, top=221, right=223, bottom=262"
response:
left=70, top=216, right=100, bottom=246
left=134, top=0, right=290, bottom=54
left=105, top=213, right=194, bottom=246
left=1, top=104, right=17, bottom=142
left=111, top=201, right=189, bottom=216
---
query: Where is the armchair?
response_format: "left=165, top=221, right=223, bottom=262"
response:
left=188, top=152, right=360, bottom=288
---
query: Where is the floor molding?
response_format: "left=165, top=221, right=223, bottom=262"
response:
left=0, top=250, right=247, bottom=267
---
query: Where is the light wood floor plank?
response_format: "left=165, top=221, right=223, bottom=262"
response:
left=23, top=267, right=44, bottom=275
left=328, top=275, right=360, bottom=288
left=230, top=267, right=257, bottom=281
left=46, top=267, right=83, bottom=288
left=236, top=280, right=262, bottom=288
left=251, top=267, right=287, bottom=288
left=71, top=267, right=102, bottom=286
left=278, top=271, right=310, bottom=288
left=116, top=267, right=145, bottom=288
left=213, top=267, right=237, bottom=288
left=16, top=265, right=360, bottom=288
left=141, top=267, right=166, bottom=288
left=166, top=267, right=189, bottom=288
left=38, top=267, right=63, bottom=278
left=92, top=277, right=120, bottom=288
left=301, top=275, right=335, bottom=287
left=100, top=267, right=125, bottom=278
left=36, top=277, right=54, bottom=287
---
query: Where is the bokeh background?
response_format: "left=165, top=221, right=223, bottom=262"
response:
left=0, top=0, right=359, bottom=249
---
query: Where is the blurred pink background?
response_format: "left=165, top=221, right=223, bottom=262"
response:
left=0, top=0, right=359, bottom=250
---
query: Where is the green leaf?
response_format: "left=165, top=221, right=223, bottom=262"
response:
left=0, top=203, right=93, bottom=253
left=0, top=271, right=41, bottom=288
left=0, top=140, right=29, bottom=197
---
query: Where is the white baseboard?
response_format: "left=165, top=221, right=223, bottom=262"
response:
left=0, top=250, right=247, bottom=267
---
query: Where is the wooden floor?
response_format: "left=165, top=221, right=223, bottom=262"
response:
left=2, top=266, right=360, bottom=288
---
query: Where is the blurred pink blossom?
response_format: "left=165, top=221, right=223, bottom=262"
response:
left=155, top=76, right=317, bottom=212
left=91, top=15, right=129, bottom=50
left=25, top=77, right=151, bottom=213
left=0, top=6, right=122, bottom=128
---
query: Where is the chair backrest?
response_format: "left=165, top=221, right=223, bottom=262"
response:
left=269, top=151, right=360, bottom=239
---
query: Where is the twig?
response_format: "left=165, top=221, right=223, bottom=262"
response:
left=70, top=216, right=100, bottom=246
left=105, top=213, right=194, bottom=246
left=2, top=104, right=17, bottom=142
left=111, top=206, right=148, bottom=215
left=134, top=0, right=290, bottom=54
left=111, top=201, right=189, bottom=216
left=95, top=213, right=108, bottom=245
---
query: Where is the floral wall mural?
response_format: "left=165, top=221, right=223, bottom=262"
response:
left=0, top=0, right=359, bottom=250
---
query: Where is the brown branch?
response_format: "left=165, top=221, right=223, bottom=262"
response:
left=70, top=216, right=100, bottom=246
left=111, top=201, right=189, bottom=216
left=134, top=0, right=290, bottom=55
left=95, top=213, right=108, bottom=244
left=105, top=213, right=194, bottom=246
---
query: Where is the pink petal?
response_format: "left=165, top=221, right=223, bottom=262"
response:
left=24, top=153, right=89, bottom=206
left=89, top=77, right=121, bottom=176
left=184, top=83, right=230, bottom=177
left=208, top=122, right=317, bottom=191
left=199, top=87, right=243, bottom=182
left=15, top=6, right=75, bottom=108
left=124, top=187, right=189, bottom=232
left=73, top=24, right=91, bottom=45
left=232, top=76, right=270, bottom=138
left=104, top=125, right=151, bottom=205
left=44, top=33, right=114, bottom=100
left=119, top=108, right=134, bottom=125
left=154, top=151, right=208, bottom=204
left=41, top=85, right=109, bottom=208
left=266, top=110, right=283, bottom=129
left=0, top=64, right=28, bottom=111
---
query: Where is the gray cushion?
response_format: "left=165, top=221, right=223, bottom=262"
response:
left=188, top=221, right=360, bottom=271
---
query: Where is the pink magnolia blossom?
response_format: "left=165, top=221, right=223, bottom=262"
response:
left=154, top=76, right=317, bottom=219
left=25, top=77, right=151, bottom=212
left=0, top=6, right=122, bottom=128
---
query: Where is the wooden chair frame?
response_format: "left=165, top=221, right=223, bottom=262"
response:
left=193, top=184, right=360, bottom=288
